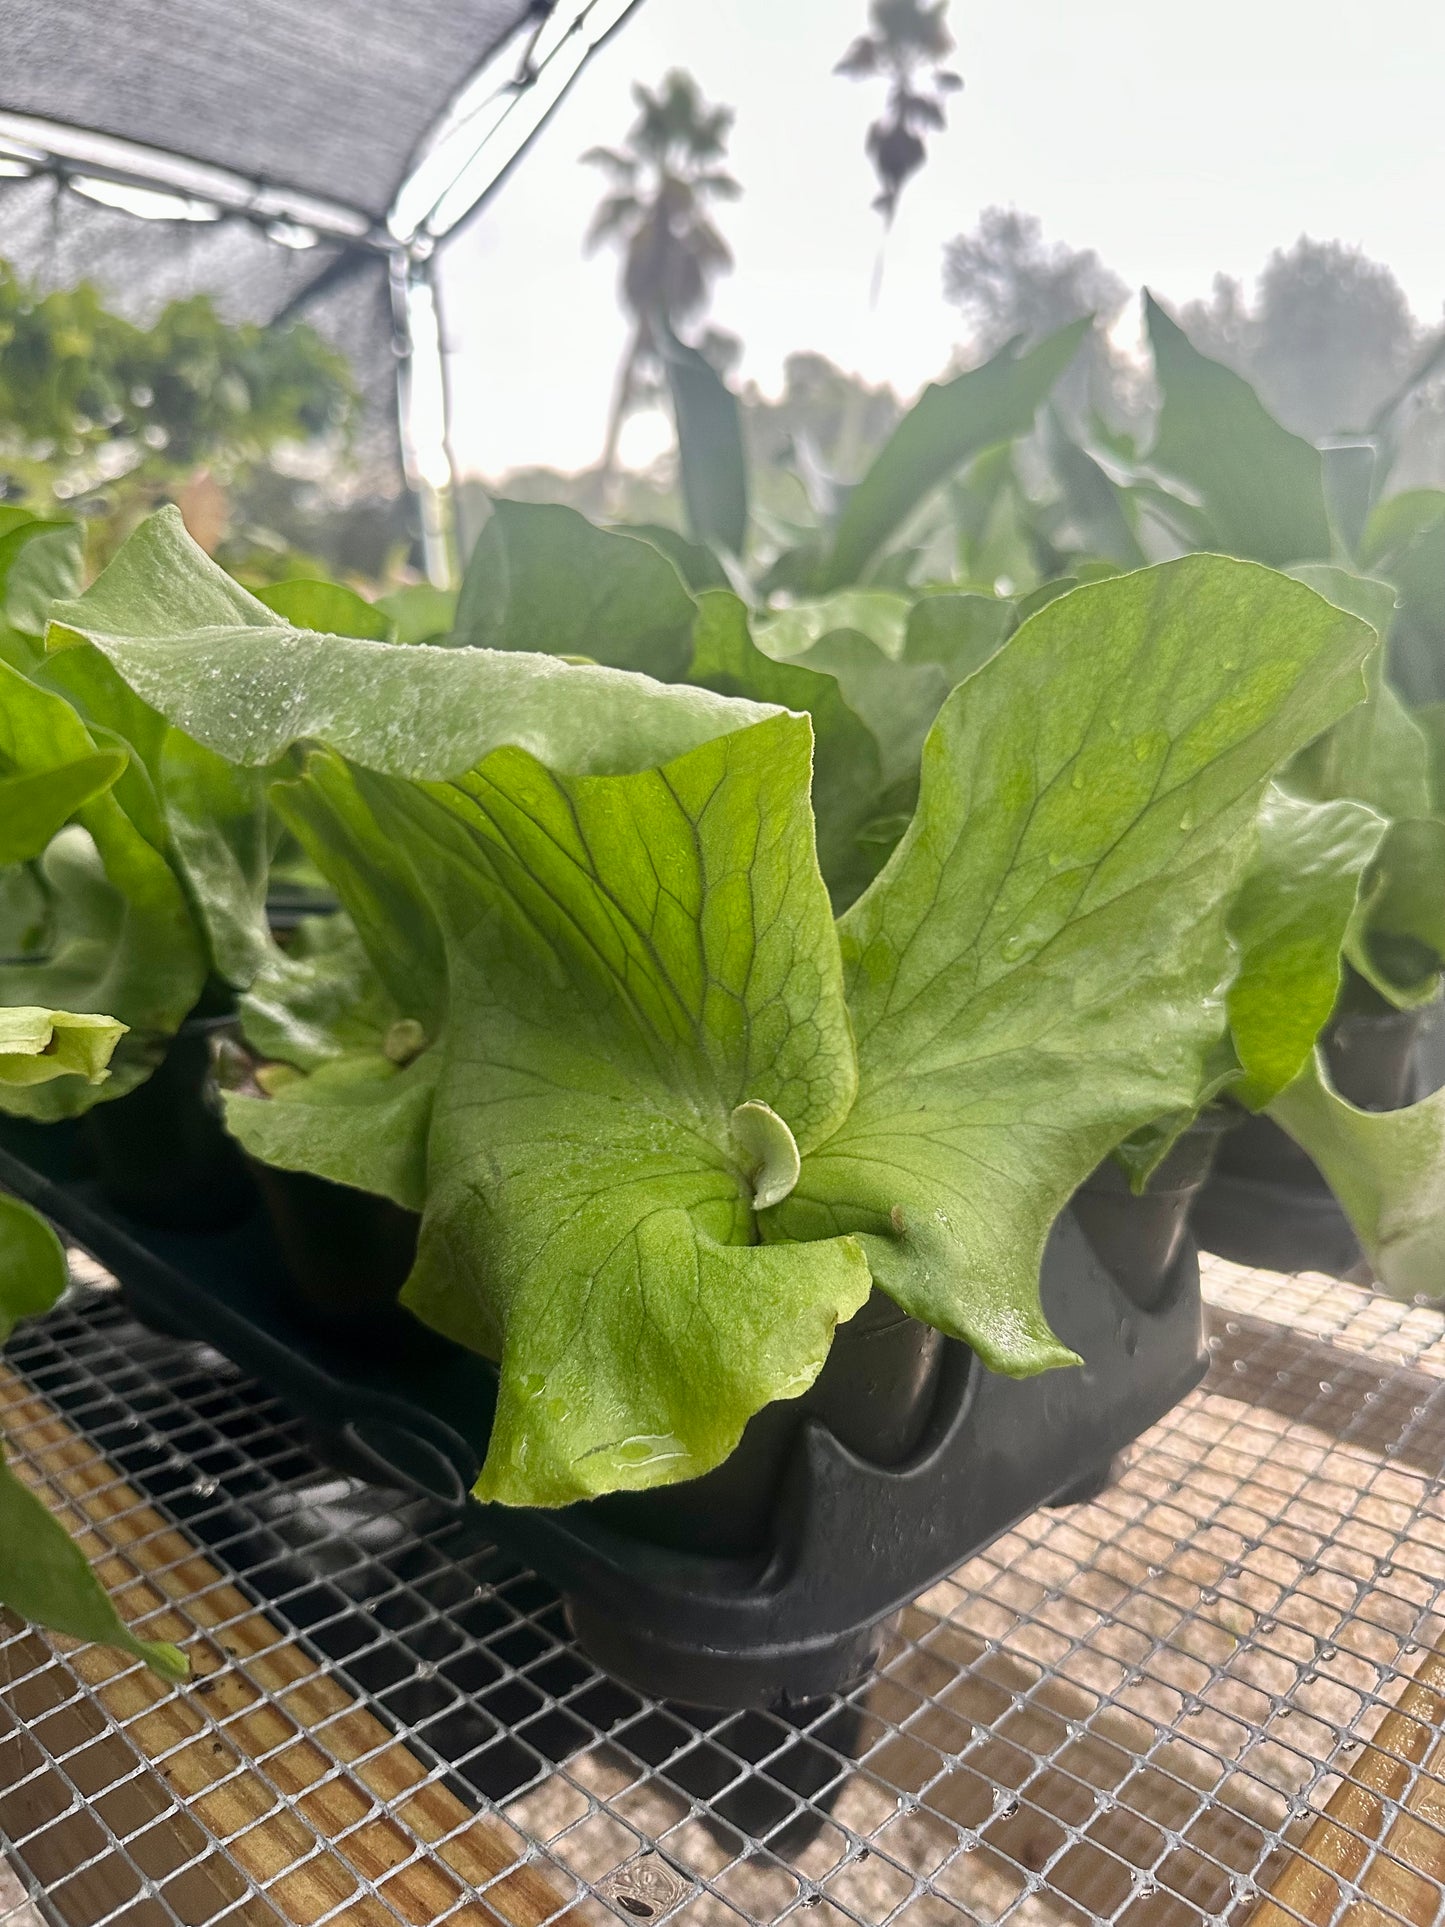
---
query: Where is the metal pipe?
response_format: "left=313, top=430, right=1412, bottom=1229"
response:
left=390, top=251, right=456, bottom=589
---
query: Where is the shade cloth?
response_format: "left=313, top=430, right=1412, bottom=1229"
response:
left=0, top=0, right=574, bottom=496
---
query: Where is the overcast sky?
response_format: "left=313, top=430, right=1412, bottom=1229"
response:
left=437, top=0, right=1445, bottom=478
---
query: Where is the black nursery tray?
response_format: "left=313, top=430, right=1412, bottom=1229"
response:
left=1192, top=1165, right=1366, bottom=1280
left=0, top=1118, right=1208, bottom=1711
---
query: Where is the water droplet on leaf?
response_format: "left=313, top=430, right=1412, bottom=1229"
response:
left=615, top=1434, right=687, bottom=1469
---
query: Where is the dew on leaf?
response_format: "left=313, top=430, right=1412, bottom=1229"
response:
left=615, top=1435, right=687, bottom=1469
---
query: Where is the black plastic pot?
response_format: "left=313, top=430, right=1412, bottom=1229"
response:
left=0, top=1113, right=1208, bottom=1712
left=84, top=1010, right=255, bottom=1233
left=1192, top=990, right=1428, bottom=1278
left=596, top=1289, right=945, bottom=1559
left=1073, top=1113, right=1232, bottom=1309
left=246, top=1159, right=420, bottom=1337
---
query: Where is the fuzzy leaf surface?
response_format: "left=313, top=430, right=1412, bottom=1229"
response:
left=48, top=508, right=773, bottom=780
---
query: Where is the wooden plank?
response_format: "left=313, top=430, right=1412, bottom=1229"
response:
left=873, top=1607, right=1279, bottom=1925
left=1249, top=1632, right=1445, bottom=1927
left=0, top=1851, right=49, bottom=1927
left=0, top=1364, right=580, bottom=1927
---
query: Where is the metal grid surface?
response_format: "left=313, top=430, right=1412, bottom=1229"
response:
left=4, top=1255, right=1445, bottom=1927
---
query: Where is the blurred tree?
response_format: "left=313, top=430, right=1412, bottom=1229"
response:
left=942, top=208, right=1140, bottom=425
left=582, top=71, right=741, bottom=482
left=1179, top=238, right=1420, bottom=438
left=0, top=260, right=354, bottom=544
left=742, top=352, right=901, bottom=482
left=836, top=0, right=963, bottom=222
left=480, top=354, right=903, bottom=539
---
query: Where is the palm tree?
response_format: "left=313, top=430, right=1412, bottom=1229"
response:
left=837, top=0, right=962, bottom=222
left=582, top=72, right=741, bottom=481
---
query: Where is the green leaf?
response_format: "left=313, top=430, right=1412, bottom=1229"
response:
left=452, top=500, right=697, bottom=678
left=730, top=1100, right=802, bottom=1210
left=788, top=629, right=950, bottom=789
left=0, top=1440, right=187, bottom=1680
left=753, top=586, right=954, bottom=791
left=688, top=591, right=887, bottom=910
left=15, top=622, right=274, bottom=997
left=1225, top=786, right=1387, bottom=1109
left=950, top=442, right=1039, bottom=590
left=1358, top=486, right=1445, bottom=574
left=1285, top=562, right=1398, bottom=636
left=0, top=1006, right=127, bottom=1088
left=1412, top=700, right=1445, bottom=812
left=620, top=523, right=731, bottom=593
left=1283, top=572, right=1430, bottom=822
left=157, top=729, right=271, bottom=988
left=821, top=321, right=1092, bottom=590
left=227, top=1051, right=438, bottom=1213
left=371, top=710, right=870, bottom=1506
left=0, top=1190, right=68, bottom=1341
left=662, top=331, right=749, bottom=556
left=1012, top=578, right=1082, bottom=623
left=0, top=750, right=127, bottom=865
left=1345, top=816, right=1445, bottom=1007
left=1145, top=294, right=1333, bottom=567
left=1040, top=411, right=1149, bottom=570
left=902, top=591, right=1015, bottom=682
left=374, top=583, right=458, bottom=645
left=35, top=641, right=172, bottom=818
left=256, top=577, right=392, bottom=641
left=237, top=909, right=405, bottom=1071
left=264, top=754, right=449, bottom=1033
left=0, top=1194, right=186, bottom=1678
left=1321, top=440, right=1378, bottom=557
left=1268, top=1054, right=1445, bottom=1301
left=1377, top=510, right=1445, bottom=709
left=756, top=590, right=909, bottom=662
left=51, top=507, right=768, bottom=780
left=230, top=845, right=442, bottom=1214
left=769, top=557, right=1376, bottom=1374
left=21, top=610, right=277, bottom=994
left=1280, top=565, right=1445, bottom=1008
left=1, top=517, right=84, bottom=637
left=0, top=657, right=204, bottom=1114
